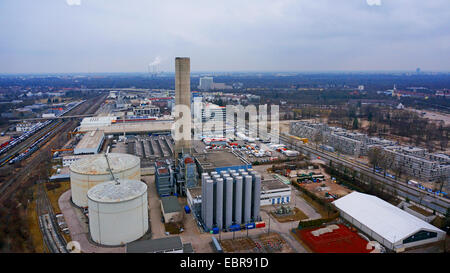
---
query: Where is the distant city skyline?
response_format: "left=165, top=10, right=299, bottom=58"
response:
left=0, top=0, right=449, bottom=73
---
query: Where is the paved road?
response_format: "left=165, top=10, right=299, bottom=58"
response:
left=58, top=190, right=125, bottom=253
left=143, top=176, right=166, bottom=239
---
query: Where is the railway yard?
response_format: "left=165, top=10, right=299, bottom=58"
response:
left=0, top=94, right=105, bottom=252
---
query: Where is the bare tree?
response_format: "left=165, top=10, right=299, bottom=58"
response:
left=367, top=146, right=384, bottom=173
left=313, top=130, right=323, bottom=150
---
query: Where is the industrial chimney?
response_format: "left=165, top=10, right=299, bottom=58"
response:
left=174, top=57, right=192, bottom=161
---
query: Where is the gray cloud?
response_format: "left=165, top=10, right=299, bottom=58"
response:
left=0, top=0, right=449, bottom=73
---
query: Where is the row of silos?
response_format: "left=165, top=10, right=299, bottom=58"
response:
left=201, top=169, right=261, bottom=231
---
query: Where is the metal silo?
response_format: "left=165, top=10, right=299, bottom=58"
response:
left=233, top=176, right=243, bottom=225
left=201, top=173, right=209, bottom=223
left=214, top=178, right=223, bottom=229
left=205, top=179, right=214, bottom=230
left=252, top=174, right=261, bottom=221
left=224, top=176, right=233, bottom=228
left=87, top=179, right=148, bottom=246
left=243, top=175, right=252, bottom=223
left=70, top=153, right=141, bottom=207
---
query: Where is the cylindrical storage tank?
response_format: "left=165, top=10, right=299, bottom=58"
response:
left=225, top=177, right=233, bottom=228
left=243, top=175, right=252, bottom=223
left=214, top=178, right=223, bottom=229
left=205, top=179, right=214, bottom=230
left=252, top=174, right=261, bottom=222
left=87, top=179, right=148, bottom=246
left=70, top=153, right=141, bottom=207
left=201, top=173, right=209, bottom=222
left=233, top=176, right=243, bottom=225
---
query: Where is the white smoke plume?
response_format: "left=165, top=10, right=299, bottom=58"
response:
left=366, top=0, right=381, bottom=6
left=149, top=56, right=161, bottom=67
left=66, top=0, right=81, bottom=6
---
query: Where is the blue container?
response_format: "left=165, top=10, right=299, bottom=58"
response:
left=229, top=224, right=241, bottom=232
left=184, top=205, right=191, bottom=214
left=245, top=223, right=255, bottom=230
left=212, top=227, right=220, bottom=234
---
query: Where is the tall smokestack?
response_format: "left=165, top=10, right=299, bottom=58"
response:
left=174, top=57, right=192, bottom=160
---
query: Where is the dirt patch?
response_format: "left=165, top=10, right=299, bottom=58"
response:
left=258, top=232, right=293, bottom=253
left=409, top=205, right=434, bottom=217
left=221, top=237, right=256, bottom=253
left=271, top=207, right=308, bottom=223
left=164, top=222, right=184, bottom=235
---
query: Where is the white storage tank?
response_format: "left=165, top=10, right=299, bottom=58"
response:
left=69, top=153, right=141, bottom=207
left=87, top=179, right=148, bottom=246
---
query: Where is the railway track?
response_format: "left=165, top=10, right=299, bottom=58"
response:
left=0, top=94, right=105, bottom=204
left=35, top=180, right=68, bottom=253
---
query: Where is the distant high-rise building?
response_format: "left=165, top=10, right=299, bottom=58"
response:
left=416, top=67, right=421, bottom=74
left=199, top=77, right=214, bottom=91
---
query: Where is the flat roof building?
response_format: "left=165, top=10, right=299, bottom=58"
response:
left=74, top=130, right=105, bottom=155
left=160, top=196, right=183, bottom=223
left=126, top=236, right=190, bottom=253
left=260, top=179, right=292, bottom=206
left=195, top=150, right=251, bottom=173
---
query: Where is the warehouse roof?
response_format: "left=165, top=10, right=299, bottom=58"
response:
left=261, top=179, right=290, bottom=191
left=332, top=192, right=444, bottom=244
left=74, top=129, right=104, bottom=154
left=127, top=236, right=183, bottom=253
left=196, top=151, right=248, bottom=170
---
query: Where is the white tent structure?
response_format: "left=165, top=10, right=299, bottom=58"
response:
left=333, top=192, right=445, bottom=251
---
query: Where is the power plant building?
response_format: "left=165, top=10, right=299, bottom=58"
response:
left=200, top=169, right=261, bottom=231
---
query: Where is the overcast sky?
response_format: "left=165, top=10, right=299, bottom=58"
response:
left=0, top=0, right=449, bottom=73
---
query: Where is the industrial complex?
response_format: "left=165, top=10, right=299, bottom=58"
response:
left=15, top=56, right=447, bottom=255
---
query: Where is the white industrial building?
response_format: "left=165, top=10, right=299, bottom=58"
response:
left=74, top=130, right=105, bottom=155
left=62, top=155, right=85, bottom=167
left=87, top=179, right=148, bottom=246
left=80, top=116, right=117, bottom=129
left=333, top=192, right=446, bottom=252
left=69, top=153, right=141, bottom=207
left=260, top=179, right=292, bottom=206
